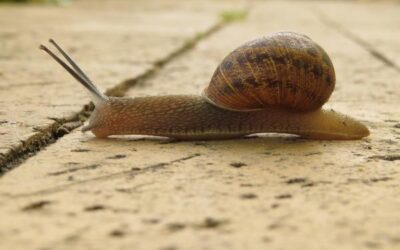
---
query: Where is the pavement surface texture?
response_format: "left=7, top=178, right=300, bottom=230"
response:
left=0, top=0, right=399, bottom=250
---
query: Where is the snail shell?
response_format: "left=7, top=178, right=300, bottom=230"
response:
left=203, top=32, right=335, bottom=112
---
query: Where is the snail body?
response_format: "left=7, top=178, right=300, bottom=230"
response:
left=40, top=32, right=369, bottom=140
left=88, top=95, right=368, bottom=140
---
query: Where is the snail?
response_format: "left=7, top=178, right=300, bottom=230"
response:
left=40, top=32, right=369, bottom=140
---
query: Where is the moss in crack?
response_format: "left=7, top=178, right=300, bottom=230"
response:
left=220, top=10, right=248, bottom=23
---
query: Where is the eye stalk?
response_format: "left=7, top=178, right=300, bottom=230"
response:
left=40, top=40, right=107, bottom=104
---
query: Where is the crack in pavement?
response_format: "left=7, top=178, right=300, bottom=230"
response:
left=313, top=6, right=400, bottom=73
left=1, top=153, right=201, bottom=198
left=47, top=164, right=101, bottom=176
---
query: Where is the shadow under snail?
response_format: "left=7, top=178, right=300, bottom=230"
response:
left=40, top=32, right=369, bottom=140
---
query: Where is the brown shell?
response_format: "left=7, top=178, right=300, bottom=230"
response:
left=202, top=32, right=335, bottom=112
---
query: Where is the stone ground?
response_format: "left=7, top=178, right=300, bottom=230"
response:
left=0, top=0, right=399, bottom=250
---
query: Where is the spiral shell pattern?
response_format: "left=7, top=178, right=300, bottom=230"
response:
left=203, top=32, right=335, bottom=112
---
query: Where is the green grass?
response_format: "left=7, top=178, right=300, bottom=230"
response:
left=220, top=10, right=248, bottom=23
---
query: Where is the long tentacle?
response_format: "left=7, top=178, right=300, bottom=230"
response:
left=40, top=40, right=107, bottom=105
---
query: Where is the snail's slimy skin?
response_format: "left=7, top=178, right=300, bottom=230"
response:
left=84, top=95, right=369, bottom=140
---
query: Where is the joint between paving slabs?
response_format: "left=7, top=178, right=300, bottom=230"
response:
left=312, top=6, right=400, bottom=73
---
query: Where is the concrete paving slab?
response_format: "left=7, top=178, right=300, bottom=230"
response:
left=0, top=1, right=399, bottom=250
left=313, top=0, right=400, bottom=71
left=0, top=0, right=231, bottom=168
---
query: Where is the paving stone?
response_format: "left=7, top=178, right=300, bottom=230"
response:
left=0, top=1, right=399, bottom=250
left=0, top=0, right=226, bottom=162
left=313, top=0, right=400, bottom=69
